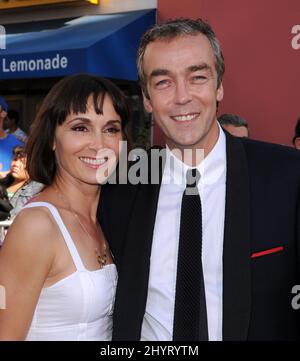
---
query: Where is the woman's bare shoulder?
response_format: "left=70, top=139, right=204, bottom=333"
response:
left=3, top=205, right=59, bottom=260
left=12, top=205, right=57, bottom=234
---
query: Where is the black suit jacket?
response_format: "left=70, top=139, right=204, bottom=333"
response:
left=98, top=133, right=300, bottom=340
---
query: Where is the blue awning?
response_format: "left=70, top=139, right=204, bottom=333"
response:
left=0, top=10, right=156, bottom=80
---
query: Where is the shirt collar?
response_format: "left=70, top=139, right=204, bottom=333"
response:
left=162, top=123, right=227, bottom=188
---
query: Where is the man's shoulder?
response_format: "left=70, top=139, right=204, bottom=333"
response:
left=101, top=163, right=139, bottom=205
left=240, top=137, right=300, bottom=162
left=237, top=137, right=300, bottom=179
left=100, top=150, right=162, bottom=207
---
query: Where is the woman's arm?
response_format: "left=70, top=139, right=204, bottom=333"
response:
left=0, top=208, right=55, bottom=340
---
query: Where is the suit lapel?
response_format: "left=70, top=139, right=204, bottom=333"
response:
left=113, top=148, right=165, bottom=340
left=222, top=134, right=251, bottom=340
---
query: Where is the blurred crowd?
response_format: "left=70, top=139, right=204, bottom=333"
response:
left=0, top=96, right=43, bottom=226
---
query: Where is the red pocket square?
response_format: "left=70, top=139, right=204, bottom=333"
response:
left=251, top=246, right=284, bottom=259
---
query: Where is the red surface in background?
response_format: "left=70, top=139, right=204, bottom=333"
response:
left=154, top=0, right=300, bottom=147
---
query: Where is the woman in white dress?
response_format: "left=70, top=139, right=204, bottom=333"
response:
left=0, top=73, right=131, bottom=340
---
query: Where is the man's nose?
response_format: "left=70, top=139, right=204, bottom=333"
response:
left=174, top=79, right=192, bottom=105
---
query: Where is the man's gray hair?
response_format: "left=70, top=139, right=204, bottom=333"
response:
left=137, top=18, right=225, bottom=99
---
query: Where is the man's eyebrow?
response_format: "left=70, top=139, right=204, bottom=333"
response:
left=149, top=69, right=172, bottom=78
left=188, top=64, right=212, bottom=73
left=149, top=64, right=213, bottom=78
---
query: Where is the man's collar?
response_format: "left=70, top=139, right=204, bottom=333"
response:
left=163, top=124, right=227, bottom=187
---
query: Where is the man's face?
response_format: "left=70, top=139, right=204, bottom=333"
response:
left=221, top=124, right=249, bottom=138
left=143, top=33, right=224, bottom=154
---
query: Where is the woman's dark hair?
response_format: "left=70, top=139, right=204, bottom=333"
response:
left=26, top=73, right=132, bottom=185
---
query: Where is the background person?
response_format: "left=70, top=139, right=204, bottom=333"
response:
left=218, top=113, right=249, bottom=137
left=0, top=146, right=43, bottom=220
left=0, top=73, right=131, bottom=340
left=5, top=110, right=28, bottom=143
left=292, top=117, right=300, bottom=149
left=0, top=96, right=24, bottom=175
left=1, top=146, right=30, bottom=199
left=0, top=185, right=12, bottom=222
left=0, top=185, right=12, bottom=246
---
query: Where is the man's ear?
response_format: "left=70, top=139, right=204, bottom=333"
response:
left=143, top=93, right=153, bottom=114
left=216, top=82, right=224, bottom=102
left=294, top=137, right=300, bottom=150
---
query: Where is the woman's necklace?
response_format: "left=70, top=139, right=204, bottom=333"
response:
left=73, top=211, right=107, bottom=268
left=54, top=187, right=107, bottom=269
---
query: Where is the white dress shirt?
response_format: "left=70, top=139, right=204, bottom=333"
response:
left=141, top=126, right=227, bottom=341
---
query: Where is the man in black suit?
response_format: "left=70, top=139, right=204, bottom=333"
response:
left=99, top=18, right=300, bottom=340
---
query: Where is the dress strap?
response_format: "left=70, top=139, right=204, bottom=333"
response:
left=22, top=201, right=85, bottom=271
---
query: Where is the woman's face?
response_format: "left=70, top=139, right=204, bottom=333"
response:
left=10, top=155, right=28, bottom=182
left=53, top=94, right=123, bottom=185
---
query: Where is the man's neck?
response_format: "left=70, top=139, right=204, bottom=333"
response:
left=166, top=123, right=220, bottom=167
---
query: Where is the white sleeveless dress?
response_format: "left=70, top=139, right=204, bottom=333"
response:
left=22, top=202, right=118, bottom=341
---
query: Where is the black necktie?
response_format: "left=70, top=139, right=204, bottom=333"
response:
left=173, top=168, right=209, bottom=341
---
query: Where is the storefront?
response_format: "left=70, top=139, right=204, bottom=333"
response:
left=1, top=11, right=155, bottom=81
left=0, top=1, right=156, bottom=147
